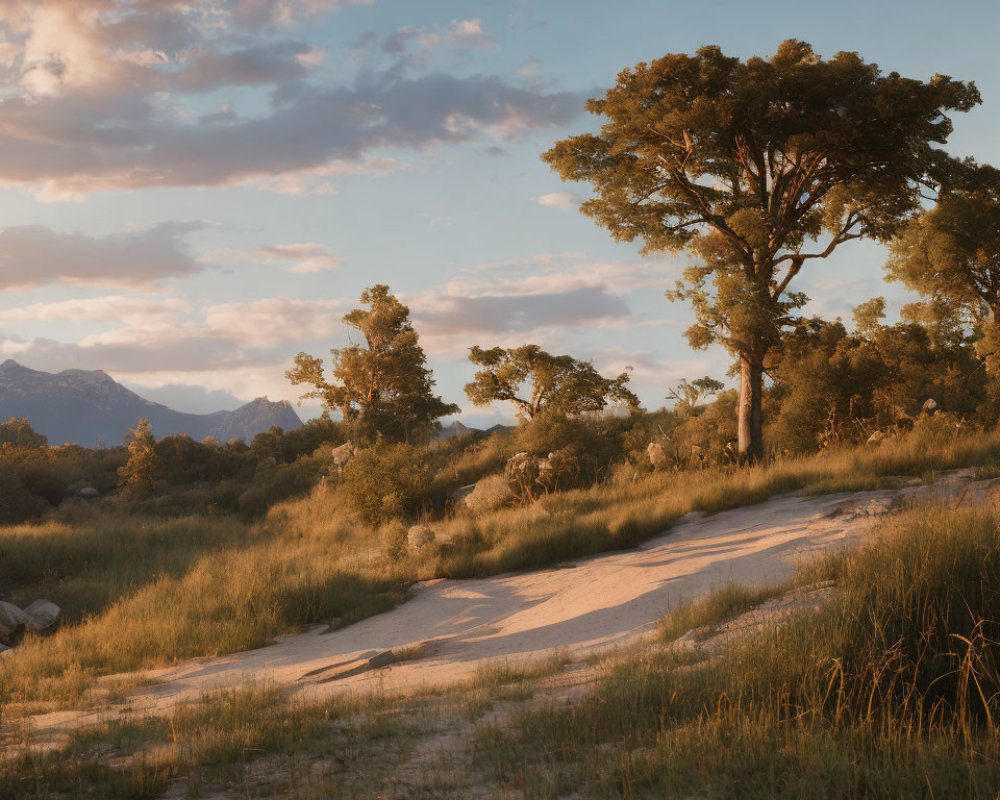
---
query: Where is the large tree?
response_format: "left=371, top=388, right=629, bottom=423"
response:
left=886, top=164, right=1000, bottom=380
left=465, top=344, right=639, bottom=421
left=543, top=39, right=978, bottom=461
left=287, top=285, right=458, bottom=443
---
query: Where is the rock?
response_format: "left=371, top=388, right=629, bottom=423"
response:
left=368, top=650, right=398, bottom=669
left=78, top=487, right=99, bottom=499
left=0, top=599, right=60, bottom=646
left=922, top=398, right=938, bottom=415
left=0, top=643, right=10, bottom=656
left=331, top=442, right=355, bottom=469
left=647, top=442, right=667, bottom=470
left=451, top=483, right=478, bottom=503
left=866, top=430, right=885, bottom=445
left=24, top=599, right=60, bottom=630
left=407, top=524, right=435, bottom=550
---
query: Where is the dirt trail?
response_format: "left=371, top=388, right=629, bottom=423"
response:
left=24, top=469, right=998, bottom=738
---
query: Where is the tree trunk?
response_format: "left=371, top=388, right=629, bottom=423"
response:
left=738, top=353, right=764, bottom=464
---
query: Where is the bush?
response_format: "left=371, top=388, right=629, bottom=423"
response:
left=464, top=474, right=514, bottom=515
left=338, top=441, right=432, bottom=527
left=237, top=466, right=315, bottom=518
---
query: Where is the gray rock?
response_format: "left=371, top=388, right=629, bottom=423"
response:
left=78, top=487, right=99, bottom=499
left=647, top=442, right=667, bottom=470
left=922, top=398, right=938, bottom=415
left=451, top=483, right=478, bottom=503
left=368, top=650, right=398, bottom=669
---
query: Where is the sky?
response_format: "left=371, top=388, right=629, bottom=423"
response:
left=0, top=0, right=998, bottom=427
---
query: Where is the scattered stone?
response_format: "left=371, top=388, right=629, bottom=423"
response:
left=647, top=442, right=667, bottom=470
left=368, top=650, right=398, bottom=669
left=0, top=598, right=60, bottom=647
left=407, top=525, right=435, bottom=550
left=78, top=487, right=99, bottom=499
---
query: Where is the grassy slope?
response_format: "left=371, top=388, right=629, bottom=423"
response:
left=475, top=503, right=1000, bottom=798
left=3, top=425, right=1000, bottom=709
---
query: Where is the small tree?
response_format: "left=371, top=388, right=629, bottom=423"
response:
left=666, top=376, right=724, bottom=414
left=465, top=344, right=639, bottom=421
left=543, top=40, right=978, bottom=461
left=887, top=164, right=1000, bottom=381
left=118, top=418, right=157, bottom=494
left=287, top=285, right=458, bottom=443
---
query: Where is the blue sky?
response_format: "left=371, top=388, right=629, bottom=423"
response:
left=0, top=0, right=997, bottom=426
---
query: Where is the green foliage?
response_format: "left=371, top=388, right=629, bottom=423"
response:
left=543, top=38, right=979, bottom=460
left=338, top=440, right=433, bottom=527
left=767, top=313, right=985, bottom=453
left=287, top=285, right=458, bottom=444
left=465, top=344, right=638, bottom=420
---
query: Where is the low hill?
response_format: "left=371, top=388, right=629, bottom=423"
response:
left=0, top=359, right=302, bottom=447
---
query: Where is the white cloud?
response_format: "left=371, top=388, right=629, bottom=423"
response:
left=537, top=192, right=579, bottom=209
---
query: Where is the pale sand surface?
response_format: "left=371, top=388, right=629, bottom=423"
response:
left=22, top=468, right=994, bottom=739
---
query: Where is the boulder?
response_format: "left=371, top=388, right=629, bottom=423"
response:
left=407, top=525, right=435, bottom=550
left=451, top=483, right=478, bottom=504
left=78, top=487, right=99, bottom=499
left=331, top=442, right=355, bottom=469
left=866, top=430, right=885, bottom=446
left=0, top=598, right=59, bottom=646
left=647, top=442, right=667, bottom=470
left=922, top=398, right=939, bottom=415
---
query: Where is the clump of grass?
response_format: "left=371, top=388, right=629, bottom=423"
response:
left=657, top=580, right=787, bottom=642
left=475, top=502, right=1000, bottom=798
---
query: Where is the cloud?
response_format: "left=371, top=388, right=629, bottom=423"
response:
left=0, top=295, right=189, bottom=325
left=399, top=253, right=681, bottom=357
left=0, top=2, right=582, bottom=197
left=208, top=242, right=345, bottom=273
left=0, top=294, right=352, bottom=380
left=203, top=296, right=348, bottom=346
left=537, top=191, right=580, bottom=209
left=0, top=222, right=204, bottom=289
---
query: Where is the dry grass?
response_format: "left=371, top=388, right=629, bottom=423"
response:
left=3, top=424, right=999, bottom=714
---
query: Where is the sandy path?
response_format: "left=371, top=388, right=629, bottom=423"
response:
left=130, top=480, right=952, bottom=707
left=24, top=469, right=993, bottom=738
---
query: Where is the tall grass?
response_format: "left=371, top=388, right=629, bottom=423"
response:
left=3, top=425, right=999, bottom=711
left=474, top=503, right=1000, bottom=798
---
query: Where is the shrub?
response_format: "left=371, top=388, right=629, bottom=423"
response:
left=464, top=474, right=514, bottom=515
left=337, top=441, right=432, bottom=527
left=237, top=466, right=315, bottom=518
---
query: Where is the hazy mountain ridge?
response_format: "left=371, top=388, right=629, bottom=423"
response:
left=0, top=360, right=302, bottom=447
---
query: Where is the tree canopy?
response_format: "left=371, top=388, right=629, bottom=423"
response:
left=887, top=164, right=1000, bottom=373
left=465, top=344, right=639, bottom=421
left=543, top=39, right=979, bottom=461
left=287, top=285, right=458, bottom=443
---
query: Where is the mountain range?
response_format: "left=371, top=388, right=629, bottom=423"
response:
left=0, top=360, right=302, bottom=447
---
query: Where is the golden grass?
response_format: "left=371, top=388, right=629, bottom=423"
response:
left=3, top=424, right=1000, bottom=713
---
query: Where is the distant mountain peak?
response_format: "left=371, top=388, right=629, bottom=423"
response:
left=0, top=363, right=302, bottom=446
